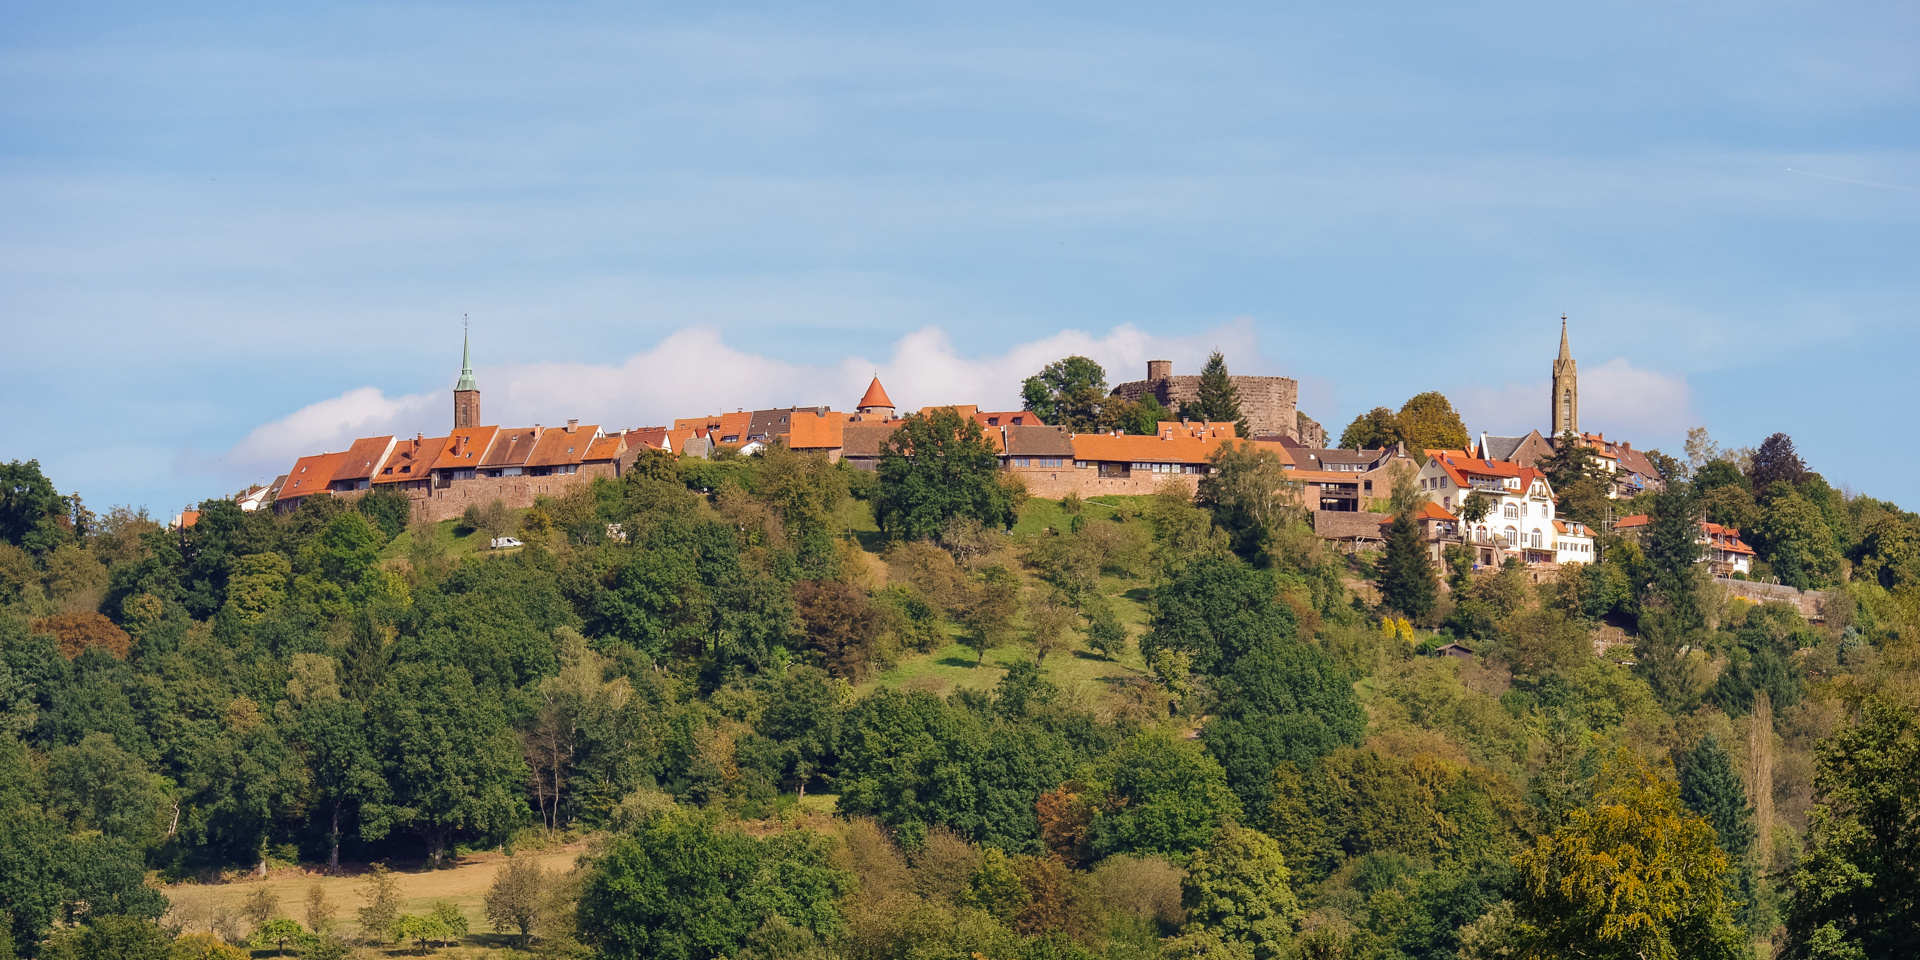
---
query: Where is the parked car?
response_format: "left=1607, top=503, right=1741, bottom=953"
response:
left=490, top=537, right=524, bottom=549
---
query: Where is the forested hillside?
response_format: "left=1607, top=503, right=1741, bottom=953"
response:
left=2, top=417, right=1918, bottom=960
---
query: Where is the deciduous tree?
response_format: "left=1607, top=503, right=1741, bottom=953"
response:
left=874, top=408, right=1016, bottom=540
left=1511, top=751, right=1746, bottom=960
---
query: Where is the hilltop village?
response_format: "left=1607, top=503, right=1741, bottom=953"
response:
left=2, top=316, right=1910, bottom=960
left=237, top=322, right=1695, bottom=578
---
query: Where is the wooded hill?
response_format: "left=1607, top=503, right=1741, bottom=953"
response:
left=1, top=408, right=1917, bottom=960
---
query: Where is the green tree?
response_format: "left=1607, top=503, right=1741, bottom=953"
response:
left=0, top=460, right=71, bottom=554
left=1396, top=392, right=1470, bottom=454
left=1752, top=486, right=1843, bottom=589
left=1204, top=638, right=1366, bottom=809
left=1379, top=512, right=1438, bottom=620
left=485, top=856, right=546, bottom=947
left=45, top=732, right=170, bottom=843
left=363, top=663, right=529, bottom=867
left=1144, top=556, right=1297, bottom=676
left=1091, top=732, right=1242, bottom=859
left=1339, top=407, right=1404, bottom=451
left=1021, top=356, right=1110, bottom=432
left=356, top=865, right=403, bottom=946
left=1511, top=751, right=1746, bottom=960
left=1175, top=823, right=1303, bottom=960
left=1535, top=433, right=1610, bottom=529
left=1196, top=443, right=1301, bottom=558
left=252, top=917, right=305, bottom=956
left=39, top=915, right=176, bottom=960
left=293, top=697, right=386, bottom=870
left=577, top=808, right=851, bottom=960
left=1182, top=352, right=1250, bottom=437
left=1678, top=734, right=1762, bottom=931
left=1099, top=394, right=1173, bottom=435
left=873, top=407, right=1016, bottom=540
left=1785, top=696, right=1920, bottom=959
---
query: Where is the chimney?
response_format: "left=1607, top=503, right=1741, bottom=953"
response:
left=1480, top=431, right=1489, bottom=458
left=567, top=419, right=578, bottom=433
left=1147, top=359, right=1172, bottom=382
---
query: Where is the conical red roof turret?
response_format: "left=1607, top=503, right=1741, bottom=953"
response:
left=857, top=376, right=894, bottom=412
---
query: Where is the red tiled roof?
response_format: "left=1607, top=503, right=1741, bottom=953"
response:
left=1156, top=421, right=1241, bottom=440
left=331, top=436, right=396, bottom=484
left=482, top=427, right=542, bottom=467
left=179, top=510, right=200, bottom=528
left=710, top=411, right=753, bottom=445
left=788, top=412, right=846, bottom=450
left=526, top=425, right=599, bottom=468
left=972, top=410, right=1045, bottom=428
left=584, top=435, right=626, bottom=461
left=1071, top=432, right=1264, bottom=465
left=858, top=377, right=894, bottom=410
left=1378, top=501, right=1459, bottom=527
left=277, top=451, right=350, bottom=501
left=432, top=426, right=499, bottom=472
left=1613, top=514, right=1651, bottom=529
left=375, top=434, right=449, bottom=484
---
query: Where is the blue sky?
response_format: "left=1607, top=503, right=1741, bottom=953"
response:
left=2, top=1, right=1915, bottom=513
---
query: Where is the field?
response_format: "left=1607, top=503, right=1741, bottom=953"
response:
left=166, top=842, right=589, bottom=954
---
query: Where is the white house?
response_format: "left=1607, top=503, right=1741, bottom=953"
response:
left=1418, top=450, right=1590, bottom=567
left=1612, top=516, right=1754, bottom=577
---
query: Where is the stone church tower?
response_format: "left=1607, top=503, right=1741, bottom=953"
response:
left=1550, top=316, right=1577, bottom=437
left=454, top=326, right=481, bottom=430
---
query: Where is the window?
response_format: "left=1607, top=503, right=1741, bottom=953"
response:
left=1443, top=496, right=1451, bottom=510
left=1074, top=460, right=1087, bottom=469
left=1504, top=526, right=1517, bottom=546
left=1531, top=530, right=1542, bottom=548
left=1502, top=503, right=1517, bottom=519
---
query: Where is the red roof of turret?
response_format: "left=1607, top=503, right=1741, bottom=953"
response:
left=858, top=377, right=894, bottom=410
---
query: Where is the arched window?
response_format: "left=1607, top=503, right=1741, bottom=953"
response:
left=1502, top=502, right=1517, bottom=519
left=1504, top=526, right=1517, bottom=547
left=1531, top=530, right=1542, bottom=548
left=1476, top=526, right=1488, bottom=543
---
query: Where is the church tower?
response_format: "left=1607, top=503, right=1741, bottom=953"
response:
left=1550, top=316, right=1578, bottom=437
left=454, top=323, right=481, bottom=430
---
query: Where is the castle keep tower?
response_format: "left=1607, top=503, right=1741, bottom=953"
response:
left=454, top=325, right=481, bottom=429
left=1551, top=316, right=1578, bottom=437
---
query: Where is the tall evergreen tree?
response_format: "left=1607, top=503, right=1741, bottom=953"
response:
left=1637, top=486, right=1705, bottom=711
left=1680, top=735, right=1762, bottom=930
left=1184, top=351, right=1250, bottom=438
left=1379, top=512, right=1437, bottom=621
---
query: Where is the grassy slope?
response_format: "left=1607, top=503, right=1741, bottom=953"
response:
left=166, top=843, right=586, bottom=950
left=864, top=495, right=1160, bottom=706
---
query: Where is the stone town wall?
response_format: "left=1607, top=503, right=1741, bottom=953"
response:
left=375, top=461, right=621, bottom=524
left=1010, top=467, right=1201, bottom=500
left=1112, top=374, right=1301, bottom=439
left=1716, top=577, right=1828, bottom=621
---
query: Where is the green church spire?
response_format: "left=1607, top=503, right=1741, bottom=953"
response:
left=455, top=318, right=478, bottom=392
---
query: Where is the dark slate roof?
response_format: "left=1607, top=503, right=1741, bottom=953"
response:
left=747, top=406, right=833, bottom=441
left=1481, top=435, right=1527, bottom=461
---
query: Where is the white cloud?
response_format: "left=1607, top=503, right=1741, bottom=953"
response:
left=1451, top=357, right=1693, bottom=444
left=222, top=320, right=1265, bottom=478
left=227, top=386, right=438, bottom=474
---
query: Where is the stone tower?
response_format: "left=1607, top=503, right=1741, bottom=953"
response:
left=1550, top=316, right=1577, bottom=437
left=454, top=324, right=481, bottom=430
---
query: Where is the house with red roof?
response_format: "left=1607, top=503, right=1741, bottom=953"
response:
left=1612, top=515, right=1754, bottom=577
left=1418, top=449, right=1588, bottom=567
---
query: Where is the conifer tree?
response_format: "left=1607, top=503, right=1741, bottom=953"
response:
left=1680, top=734, right=1762, bottom=930
left=1184, top=351, right=1250, bottom=437
left=1377, top=465, right=1437, bottom=620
